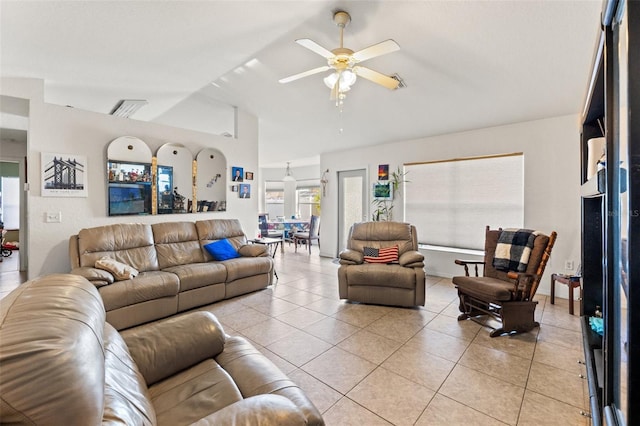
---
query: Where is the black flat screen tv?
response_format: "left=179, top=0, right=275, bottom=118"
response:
left=108, top=184, right=151, bottom=216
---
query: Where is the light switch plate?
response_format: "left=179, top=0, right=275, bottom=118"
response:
left=45, top=212, right=62, bottom=223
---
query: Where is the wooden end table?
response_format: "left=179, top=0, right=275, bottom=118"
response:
left=550, top=273, right=582, bottom=315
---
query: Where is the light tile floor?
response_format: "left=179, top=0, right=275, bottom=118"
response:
left=208, top=247, right=589, bottom=426
left=0, top=246, right=591, bottom=425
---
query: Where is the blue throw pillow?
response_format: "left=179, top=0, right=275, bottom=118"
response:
left=204, top=239, right=240, bottom=261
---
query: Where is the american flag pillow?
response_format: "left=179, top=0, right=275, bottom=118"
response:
left=363, top=245, right=399, bottom=264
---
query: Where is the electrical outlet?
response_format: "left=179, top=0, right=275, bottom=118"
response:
left=45, top=212, right=62, bottom=223
left=565, top=260, right=574, bottom=270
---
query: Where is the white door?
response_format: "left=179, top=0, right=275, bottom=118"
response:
left=337, top=169, right=367, bottom=254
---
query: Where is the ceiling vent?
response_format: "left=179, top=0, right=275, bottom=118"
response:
left=110, top=99, right=148, bottom=118
left=391, top=74, right=406, bottom=89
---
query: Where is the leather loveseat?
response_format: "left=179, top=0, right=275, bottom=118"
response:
left=338, top=221, right=426, bottom=307
left=69, top=219, right=273, bottom=330
left=0, top=274, right=324, bottom=425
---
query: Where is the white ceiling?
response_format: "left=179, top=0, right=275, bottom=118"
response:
left=0, top=1, right=602, bottom=168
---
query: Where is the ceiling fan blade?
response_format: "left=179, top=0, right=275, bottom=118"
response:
left=279, top=65, right=331, bottom=84
left=296, top=38, right=335, bottom=59
left=352, top=39, right=400, bottom=62
left=353, top=66, right=400, bottom=90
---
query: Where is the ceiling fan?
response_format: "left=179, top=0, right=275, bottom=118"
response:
left=279, top=10, right=400, bottom=107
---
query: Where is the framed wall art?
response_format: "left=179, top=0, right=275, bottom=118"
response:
left=41, top=152, right=88, bottom=197
left=378, top=164, right=389, bottom=180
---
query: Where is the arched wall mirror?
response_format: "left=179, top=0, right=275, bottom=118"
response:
left=106, top=136, right=153, bottom=216
left=195, top=148, right=227, bottom=212
left=156, top=143, right=193, bottom=214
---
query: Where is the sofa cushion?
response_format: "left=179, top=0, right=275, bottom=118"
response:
left=223, top=257, right=273, bottom=282
left=152, top=221, right=205, bottom=269
left=342, top=263, right=418, bottom=289
left=98, top=271, right=180, bottom=312
left=192, top=395, right=307, bottom=426
left=196, top=219, right=248, bottom=260
left=349, top=221, right=416, bottom=255
left=95, top=256, right=139, bottom=281
left=163, top=262, right=227, bottom=292
left=77, top=223, right=159, bottom=272
left=452, top=276, right=515, bottom=301
left=483, top=229, right=550, bottom=280
left=103, top=323, right=156, bottom=425
left=121, top=311, right=227, bottom=385
left=204, top=239, right=240, bottom=261
left=148, top=359, right=243, bottom=426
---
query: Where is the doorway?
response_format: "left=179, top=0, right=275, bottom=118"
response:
left=337, top=169, right=368, bottom=254
left=1, top=94, right=29, bottom=276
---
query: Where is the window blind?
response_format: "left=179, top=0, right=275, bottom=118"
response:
left=404, top=153, right=524, bottom=250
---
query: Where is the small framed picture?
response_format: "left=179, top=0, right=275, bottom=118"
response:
left=245, top=171, right=254, bottom=180
left=239, top=183, right=251, bottom=199
left=378, top=164, right=389, bottom=180
left=373, top=182, right=393, bottom=200
left=231, top=185, right=238, bottom=192
left=231, top=166, right=244, bottom=182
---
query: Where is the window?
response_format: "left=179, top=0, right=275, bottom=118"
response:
left=1, top=177, right=20, bottom=229
left=264, top=180, right=321, bottom=220
left=404, top=153, right=524, bottom=250
left=265, top=188, right=284, bottom=219
left=296, top=186, right=321, bottom=220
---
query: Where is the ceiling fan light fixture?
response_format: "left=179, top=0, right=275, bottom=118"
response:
left=323, top=70, right=357, bottom=91
left=279, top=9, right=400, bottom=109
left=283, top=162, right=296, bottom=182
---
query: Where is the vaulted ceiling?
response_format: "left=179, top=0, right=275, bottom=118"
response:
left=1, top=1, right=602, bottom=167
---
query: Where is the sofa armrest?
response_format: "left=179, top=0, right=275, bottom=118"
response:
left=338, top=249, right=363, bottom=265
left=69, top=266, right=114, bottom=287
left=191, top=395, right=308, bottom=426
left=120, top=311, right=226, bottom=386
left=238, top=244, right=269, bottom=257
left=399, top=250, right=424, bottom=268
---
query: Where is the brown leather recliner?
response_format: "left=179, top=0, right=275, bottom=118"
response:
left=338, top=221, right=426, bottom=307
left=0, top=274, right=324, bottom=425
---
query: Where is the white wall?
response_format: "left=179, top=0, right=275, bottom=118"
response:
left=320, top=114, right=582, bottom=298
left=1, top=77, right=260, bottom=279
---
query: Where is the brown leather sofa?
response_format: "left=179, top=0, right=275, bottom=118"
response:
left=0, top=274, right=324, bottom=425
left=69, top=219, right=274, bottom=330
left=338, top=221, right=426, bottom=307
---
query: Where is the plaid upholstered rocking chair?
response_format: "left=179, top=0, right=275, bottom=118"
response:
left=453, top=226, right=557, bottom=337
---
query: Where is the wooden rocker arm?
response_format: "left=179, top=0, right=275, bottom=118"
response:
left=454, top=259, right=485, bottom=277
left=507, top=271, right=537, bottom=301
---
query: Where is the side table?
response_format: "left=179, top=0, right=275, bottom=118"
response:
left=550, top=273, right=582, bottom=315
left=250, top=237, right=282, bottom=281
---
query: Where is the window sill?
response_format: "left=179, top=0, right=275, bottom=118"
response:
left=418, top=244, right=484, bottom=257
